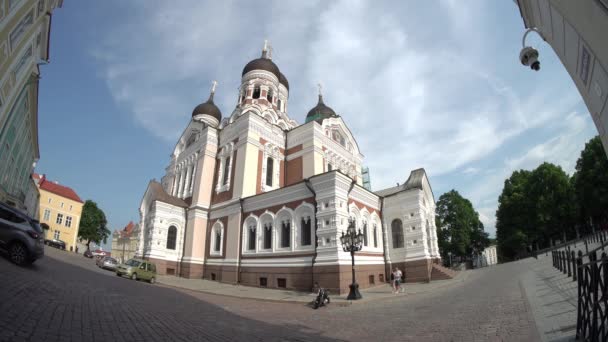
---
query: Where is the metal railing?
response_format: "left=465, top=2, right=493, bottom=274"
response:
left=549, top=230, right=608, bottom=341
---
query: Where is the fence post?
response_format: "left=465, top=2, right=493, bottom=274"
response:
left=576, top=250, right=584, bottom=340
left=552, top=250, right=555, bottom=268
left=557, top=250, right=562, bottom=271
left=563, top=251, right=568, bottom=274
left=586, top=239, right=589, bottom=254
left=567, top=249, right=572, bottom=277
left=591, top=251, right=599, bottom=340
left=572, top=250, right=577, bottom=281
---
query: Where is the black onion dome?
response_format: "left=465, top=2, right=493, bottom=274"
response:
left=305, top=95, right=338, bottom=123
left=242, top=57, right=281, bottom=79
left=192, top=93, right=221, bottom=121
left=279, top=72, right=289, bottom=90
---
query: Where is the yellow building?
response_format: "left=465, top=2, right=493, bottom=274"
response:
left=0, top=1, right=62, bottom=210
left=35, top=173, right=84, bottom=252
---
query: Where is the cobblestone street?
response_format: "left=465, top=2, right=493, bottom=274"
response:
left=0, top=248, right=541, bottom=342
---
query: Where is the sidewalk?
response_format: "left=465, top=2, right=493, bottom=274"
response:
left=156, top=270, right=470, bottom=306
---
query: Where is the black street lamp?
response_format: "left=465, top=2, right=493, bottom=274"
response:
left=340, top=218, right=365, bottom=300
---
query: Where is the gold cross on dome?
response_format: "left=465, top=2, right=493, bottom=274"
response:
left=211, top=80, right=217, bottom=93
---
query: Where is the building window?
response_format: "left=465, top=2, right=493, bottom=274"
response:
left=327, top=164, right=332, bottom=171
left=47, top=198, right=51, bottom=204
left=301, top=217, right=311, bottom=246
left=263, top=223, right=272, bottom=249
left=277, top=99, right=282, bottom=111
left=391, top=219, right=404, bottom=249
left=166, top=226, right=177, bottom=250
left=222, top=157, right=231, bottom=186
left=65, top=216, right=72, bottom=228
left=373, top=224, right=378, bottom=248
left=69, top=205, right=72, bottom=211
left=260, top=277, right=267, bottom=287
left=277, top=278, right=286, bottom=288
left=248, top=226, right=256, bottom=250
left=60, top=202, right=64, bottom=208
left=265, top=157, right=273, bottom=187
left=214, top=229, right=221, bottom=252
left=253, top=86, right=260, bottom=99
left=56, top=213, right=63, bottom=225
left=266, top=89, right=273, bottom=102
left=412, top=226, right=416, bottom=231
left=281, top=221, right=290, bottom=248
left=53, top=230, right=60, bottom=240
left=413, top=239, right=417, bottom=244
left=363, top=222, right=368, bottom=247
left=43, top=209, right=50, bottom=221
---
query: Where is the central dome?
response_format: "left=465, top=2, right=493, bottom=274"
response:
left=242, top=57, right=281, bottom=79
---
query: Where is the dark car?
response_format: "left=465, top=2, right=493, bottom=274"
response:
left=0, top=202, right=44, bottom=265
left=44, top=239, right=66, bottom=250
left=83, top=249, right=94, bottom=258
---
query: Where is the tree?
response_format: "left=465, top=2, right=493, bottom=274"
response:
left=496, top=170, right=532, bottom=261
left=78, top=200, right=110, bottom=250
left=496, top=163, right=575, bottom=261
left=573, top=136, right=608, bottom=230
left=436, top=190, right=489, bottom=260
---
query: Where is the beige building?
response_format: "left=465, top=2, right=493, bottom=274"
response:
left=516, top=0, right=608, bottom=153
left=35, top=173, right=84, bottom=252
left=111, top=221, right=140, bottom=263
left=0, top=0, right=62, bottom=210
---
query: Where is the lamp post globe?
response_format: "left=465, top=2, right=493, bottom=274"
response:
left=341, top=218, right=363, bottom=300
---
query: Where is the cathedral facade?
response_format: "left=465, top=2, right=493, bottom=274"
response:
left=136, top=44, right=446, bottom=294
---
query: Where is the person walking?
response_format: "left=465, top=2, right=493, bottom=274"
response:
left=393, top=267, right=403, bottom=294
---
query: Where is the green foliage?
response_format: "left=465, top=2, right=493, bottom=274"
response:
left=78, top=200, right=110, bottom=248
left=573, top=136, right=608, bottom=226
left=436, top=190, right=489, bottom=259
left=496, top=163, right=575, bottom=261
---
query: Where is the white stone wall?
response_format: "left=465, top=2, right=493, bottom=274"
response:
left=140, top=202, right=186, bottom=262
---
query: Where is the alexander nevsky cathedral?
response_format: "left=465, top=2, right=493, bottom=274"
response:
left=136, top=43, right=452, bottom=294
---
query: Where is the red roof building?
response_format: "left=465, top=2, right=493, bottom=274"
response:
left=34, top=173, right=83, bottom=203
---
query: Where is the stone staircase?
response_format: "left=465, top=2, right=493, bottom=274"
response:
left=430, top=263, right=458, bottom=281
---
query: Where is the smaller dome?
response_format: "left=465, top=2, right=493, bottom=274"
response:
left=305, top=95, right=338, bottom=123
left=279, top=72, right=289, bottom=91
left=192, top=94, right=221, bottom=122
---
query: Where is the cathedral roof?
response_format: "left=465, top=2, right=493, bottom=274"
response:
left=279, top=72, right=289, bottom=90
left=374, top=168, right=427, bottom=197
left=148, top=181, right=188, bottom=208
left=305, top=94, right=338, bottom=123
left=242, top=56, right=281, bottom=80
left=192, top=92, right=221, bottom=121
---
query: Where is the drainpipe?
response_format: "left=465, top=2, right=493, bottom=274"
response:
left=236, top=198, right=244, bottom=284
left=379, top=196, right=391, bottom=282
left=179, top=207, right=188, bottom=277
left=304, top=179, right=318, bottom=290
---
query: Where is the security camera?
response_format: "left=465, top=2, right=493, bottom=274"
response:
left=520, top=46, right=540, bottom=71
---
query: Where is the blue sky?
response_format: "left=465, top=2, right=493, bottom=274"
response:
left=36, top=1, right=598, bottom=248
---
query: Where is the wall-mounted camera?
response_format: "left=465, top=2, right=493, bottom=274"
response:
left=520, top=46, right=540, bottom=71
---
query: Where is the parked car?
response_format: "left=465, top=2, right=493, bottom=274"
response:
left=44, top=239, right=66, bottom=250
left=83, top=249, right=94, bottom=258
left=101, top=257, right=118, bottom=271
left=0, top=202, right=44, bottom=265
left=116, top=258, right=157, bottom=283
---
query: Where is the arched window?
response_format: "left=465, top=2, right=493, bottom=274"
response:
left=213, top=225, right=222, bottom=253
left=281, top=220, right=290, bottom=248
left=301, top=216, right=312, bottom=246
left=277, top=99, right=282, bottom=111
left=373, top=224, right=378, bottom=248
left=248, top=225, right=256, bottom=251
left=362, top=222, right=368, bottom=246
left=253, top=85, right=260, bottom=99
left=265, top=157, right=273, bottom=187
left=222, top=157, right=230, bottom=185
left=263, top=223, right=272, bottom=249
left=391, top=219, right=404, bottom=249
left=266, top=89, right=273, bottom=102
left=166, top=226, right=177, bottom=250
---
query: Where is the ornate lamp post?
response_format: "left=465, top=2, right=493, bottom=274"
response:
left=340, top=218, right=365, bottom=300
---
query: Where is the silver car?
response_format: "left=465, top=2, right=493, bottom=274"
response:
left=0, top=202, right=44, bottom=265
left=101, top=257, right=118, bottom=271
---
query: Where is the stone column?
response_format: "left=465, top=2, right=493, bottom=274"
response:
left=177, top=167, right=186, bottom=198
left=184, top=163, right=192, bottom=198
left=189, top=158, right=198, bottom=195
